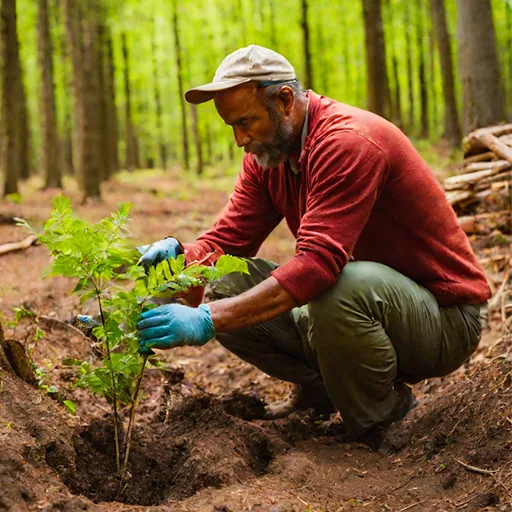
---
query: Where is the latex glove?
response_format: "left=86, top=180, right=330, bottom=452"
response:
left=137, top=303, right=214, bottom=353
left=136, top=237, right=182, bottom=270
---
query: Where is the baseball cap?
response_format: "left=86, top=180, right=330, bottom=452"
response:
left=185, top=44, right=296, bottom=104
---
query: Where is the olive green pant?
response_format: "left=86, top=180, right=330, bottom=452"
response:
left=208, top=258, right=483, bottom=435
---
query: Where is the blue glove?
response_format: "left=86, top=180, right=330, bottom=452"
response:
left=136, top=237, right=182, bottom=270
left=137, top=303, right=215, bottom=353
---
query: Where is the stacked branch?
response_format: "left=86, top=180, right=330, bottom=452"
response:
left=443, top=124, right=512, bottom=234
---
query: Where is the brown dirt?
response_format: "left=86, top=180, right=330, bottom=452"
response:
left=0, top=168, right=510, bottom=511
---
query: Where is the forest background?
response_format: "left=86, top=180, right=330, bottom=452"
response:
left=1, top=0, right=512, bottom=200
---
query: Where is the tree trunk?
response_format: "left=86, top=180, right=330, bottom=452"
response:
left=1, top=0, right=20, bottom=196
left=172, top=0, right=189, bottom=171
left=417, top=0, right=429, bottom=138
left=102, top=27, right=118, bottom=179
left=405, top=1, right=415, bottom=131
left=17, top=76, right=31, bottom=180
left=80, top=1, right=102, bottom=199
left=38, top=0, right=62, bottom=189
left=191, top=105, right=204, bottom=175
left=152, top=17, right=166, bottom=170
left=430, top=0, right=461, bottom=145
left=301, top=0, right=313, bottom=90
left=362, top=0, right=389, bottom=118
left=456, top=0, right=506, bottom=133
left=122, top=32, right=138, bottom=172
left=63, top=0, right=101, bottom=200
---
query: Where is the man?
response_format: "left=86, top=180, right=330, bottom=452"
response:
left=136, top=45, right=490, bottom=450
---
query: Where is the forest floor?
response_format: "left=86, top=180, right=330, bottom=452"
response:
left=0, top=144, right=511, bottom=512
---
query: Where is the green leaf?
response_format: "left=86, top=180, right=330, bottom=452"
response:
left=214, top=255, right=250, bottom=277
left=63, top=400, right=77, bottom=415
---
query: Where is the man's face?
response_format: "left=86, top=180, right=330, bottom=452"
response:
left=214, top=83, right=294, bottom=169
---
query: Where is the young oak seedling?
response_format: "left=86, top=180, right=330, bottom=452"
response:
left=16, top=195, right=248, bottom=479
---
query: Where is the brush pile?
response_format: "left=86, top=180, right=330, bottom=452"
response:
left=443, top=124, right=512, bottom=350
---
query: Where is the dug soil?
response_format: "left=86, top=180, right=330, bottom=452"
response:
left=0, top=170, right=510, bottom=511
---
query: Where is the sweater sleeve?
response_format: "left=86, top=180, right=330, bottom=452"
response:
left=184, top=155, right=283, bottom=264
left=271, top=130, right=389, bottom=304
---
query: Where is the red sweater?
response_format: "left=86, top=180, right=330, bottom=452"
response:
left=185, top=92, right=490, bottom=306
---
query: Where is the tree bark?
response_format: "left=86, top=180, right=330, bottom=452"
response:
left=417, top=0, right=429, bottom=138
left=172, top=0, right=189, bottom=171
left=362, top=0, right=389, bottom=118
left=1, top=0, right=21, bottom=196
left=63, top=0, right=101, bottom=200
left=456, top=0, right=506, bottom=133
left=122, top=32, right=138, bottom=172
left=38, top=0, right=62, bottom=189
left=405, top=1, right=415, bottom=131
left=102, top=27, right=118, bottom=179
left=430, top=0, right=461, bottom=145
left=301, top=0, right=313, bottom=90
left=152, top=17, right=166, bottom=170
left=191, top=104, right=204, bottom=175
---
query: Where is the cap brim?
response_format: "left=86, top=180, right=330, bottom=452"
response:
left=185, top=78, right=252, bottom=104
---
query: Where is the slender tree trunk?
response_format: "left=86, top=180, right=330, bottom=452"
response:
left=301, top=0, right=313, bottom=90
left=80, top=1, right=102, bottom=199
left=122, top=32, right=137, bottom=171
left=269, top=0, right=277, bottom=49
left=405, top=1, right=415, bottom=131
left=362, top=0, right=389, bottom=118
left=430, top=0, right=461, bottom=145
left=191, top=105, right=203, bottom=175
left=103, top=27, right=118, bottom=179
left=17, top=74, right=31, bottom=180
left=152, top=17, right=166, bottom=170
left=63, top=0, right=101, bottom=200
left=172, top=0, right=189, bottom=171
left=1, top=0, right=20, bottom=195
left=38, top=0, right=62, bottom=189
left=506, top=2, right=512, bottom=114
left=417, top=0, right=429, bottom=138
left=456, top=0, right=506, bottom=133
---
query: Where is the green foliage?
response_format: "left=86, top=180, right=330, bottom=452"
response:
left=6, top=306, right=36, bottom=328
left=17, top=194, right=248, bottom=476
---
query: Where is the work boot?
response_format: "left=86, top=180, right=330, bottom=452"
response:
left=352, top=382, right=417, bottom=452
left=264, top=382, right=337, bottom=420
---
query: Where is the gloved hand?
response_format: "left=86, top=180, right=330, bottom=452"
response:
left=136, top=237, right=182, bottom=270
left=137, top=303, right=215, bottom=353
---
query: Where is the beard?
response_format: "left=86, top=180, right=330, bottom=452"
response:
left=250, top=107, right=295, bottom=169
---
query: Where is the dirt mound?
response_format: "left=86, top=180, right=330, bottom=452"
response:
left=46, top=393, right=285, bottom=506
left=384, top=358, right=512, bottom=508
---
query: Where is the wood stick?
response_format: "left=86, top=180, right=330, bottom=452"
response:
left=456, top=459, right=499, bottom=475
left=463, top=151, right=494, bottom=165
left=498, top=134, right=512, bottom=147
left=443, top=167, right=508, bottom=190
left=478, top=132, right=512, bottom=165
left=477, top=170, right=512, bottom=189
left=464, top=124, right=512, bottom=154
left=461, top=160, right=510, bottom=173
left=445, top=190, right=473, bottom=206
left=0, top=235, right=38, bottom=256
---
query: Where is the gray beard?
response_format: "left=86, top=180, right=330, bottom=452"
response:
left=252, top=115, right=295, bottom=170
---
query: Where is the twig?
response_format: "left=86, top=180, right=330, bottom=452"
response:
left=456, top=459, right=499, bottom=475
left=97, top=292, right=122, bottom=475
left=390, top=474, right=417, bottom=493
left=120, top=353, right=149, bottom=479
left=0, top=235, right=38, bottom=256
left=397, top=501, right=425, bottom=512
left=38, top=315, right=90, bottom=341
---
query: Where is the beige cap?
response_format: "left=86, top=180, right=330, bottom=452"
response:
left=185, top=45, right=296, bottom=104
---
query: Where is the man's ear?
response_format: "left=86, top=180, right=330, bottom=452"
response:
left=277, top=86, right=295, bottom=116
